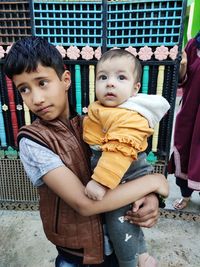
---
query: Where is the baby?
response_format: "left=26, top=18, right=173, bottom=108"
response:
left=83, top=49, right=170, bottom=267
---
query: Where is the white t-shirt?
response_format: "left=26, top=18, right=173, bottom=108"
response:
left=19, top=138, right=64, bottom=186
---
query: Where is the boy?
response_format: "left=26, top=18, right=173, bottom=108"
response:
left=4, top=37, right=168, bottom=267
left=83, top=49, right=170, bottom=267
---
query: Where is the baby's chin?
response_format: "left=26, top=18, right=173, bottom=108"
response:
left=100, top=101, right=119, bottom=108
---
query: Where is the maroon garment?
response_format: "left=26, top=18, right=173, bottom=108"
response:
left=168, top=38, right=200, bottom=190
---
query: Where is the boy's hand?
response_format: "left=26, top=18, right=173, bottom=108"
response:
left=85, top=180, right=107, bottom=200
left=125, top=193, right=159, bottom=228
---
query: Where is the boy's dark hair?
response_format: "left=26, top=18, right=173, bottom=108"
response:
left=4, top=36, right=65, bottom=80
left=97, top=49, right=142, bottom=83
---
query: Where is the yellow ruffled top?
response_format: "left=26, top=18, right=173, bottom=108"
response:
left=83, top=101, right=154, bottom=189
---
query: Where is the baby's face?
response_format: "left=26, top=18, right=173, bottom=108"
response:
left=95, top=56, right=140, bottom=107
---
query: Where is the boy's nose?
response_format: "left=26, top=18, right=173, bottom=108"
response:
left=32, top=92, right=45, bottom=105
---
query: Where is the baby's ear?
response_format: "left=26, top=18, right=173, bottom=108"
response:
left=134, top=82, right=141, bottom=94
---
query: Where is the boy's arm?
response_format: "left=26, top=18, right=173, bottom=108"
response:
left=43, top=166, right=168, bottom=216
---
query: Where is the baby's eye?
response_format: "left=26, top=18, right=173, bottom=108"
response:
left=39, top=80, right=48, bottom=87
left=99, top=75, right=107, bottom=80
left=118, top=75, right=126, bottom=80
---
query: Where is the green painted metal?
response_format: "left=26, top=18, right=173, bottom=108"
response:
left=191, top=0, right=200, bottom=37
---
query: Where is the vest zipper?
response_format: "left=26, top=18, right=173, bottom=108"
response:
left=54, top=196, right=60, bottom=233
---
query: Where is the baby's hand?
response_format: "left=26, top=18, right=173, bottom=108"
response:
left=85, top=180, right=107, bottom=200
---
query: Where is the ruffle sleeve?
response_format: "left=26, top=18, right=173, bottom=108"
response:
left=91, top=109, right=153, bottom=189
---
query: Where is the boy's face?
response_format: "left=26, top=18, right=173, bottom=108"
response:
left=13, top=64, right=71, bottom=122
left=95, top=56, right=141, bottom=107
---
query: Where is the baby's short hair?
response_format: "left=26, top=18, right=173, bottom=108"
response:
left=97, top=49, right=142, bottom=82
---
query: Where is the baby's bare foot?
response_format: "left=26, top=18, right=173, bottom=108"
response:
left=138, top=252, right=158, bottom=267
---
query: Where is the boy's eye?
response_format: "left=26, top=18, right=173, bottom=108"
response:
left=39, top=80, right=48, bottom=87
left=18, top=86, right=30, bottom=94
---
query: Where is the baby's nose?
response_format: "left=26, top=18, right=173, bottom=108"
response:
left=107, top=77, right=115, bottom=87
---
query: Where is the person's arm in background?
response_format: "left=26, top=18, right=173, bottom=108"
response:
left=179, top=50, right=187, bottom=82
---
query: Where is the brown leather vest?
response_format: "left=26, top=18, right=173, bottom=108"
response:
left=17, top=115, right=104, bottom=264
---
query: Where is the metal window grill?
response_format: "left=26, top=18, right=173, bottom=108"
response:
left=32, top=1, right=103, bottom=46
left=32, top=0, right=185, bottom=48
left=0, top=0, right=32, bottom=46
left=0, top=159, right=39, bottom=210
left=107, top=0, right=184, bottom=47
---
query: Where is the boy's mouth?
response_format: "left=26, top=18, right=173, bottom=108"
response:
left=36, top=105, right=52, bottom=114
